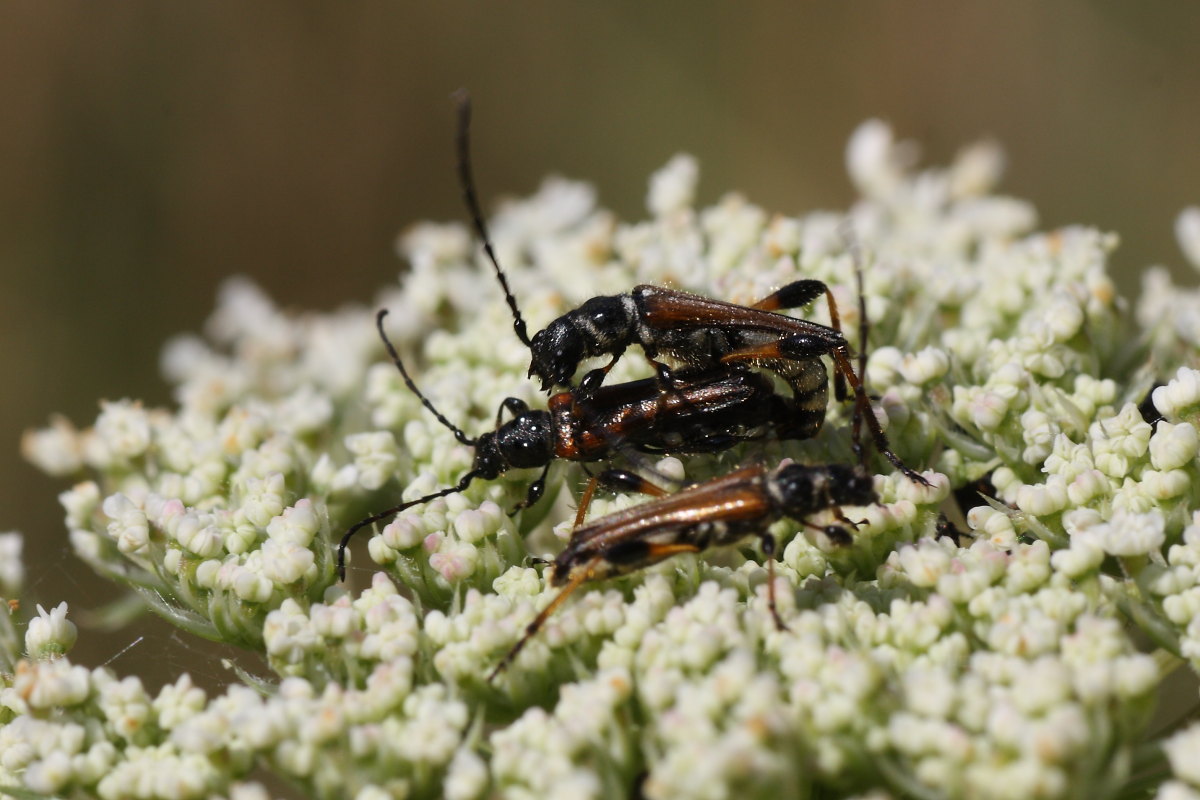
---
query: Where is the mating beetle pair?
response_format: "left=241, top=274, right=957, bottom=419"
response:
left=337, top=92, right=925, bottom=678
left=334, top=316, right=824, bottom=581
left=454, top=92, right=924, bottom=487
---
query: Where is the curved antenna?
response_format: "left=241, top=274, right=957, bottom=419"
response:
left=336, top=470, right=481, bottom=580
left=377, top=309, right=475, bottom=446
left=451, top=89, right=532, bottom=347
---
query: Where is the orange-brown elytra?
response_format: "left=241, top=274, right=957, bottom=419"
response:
left=335, top=312, right=830, bottom=580
left=487, top=461, right=879, bottom=681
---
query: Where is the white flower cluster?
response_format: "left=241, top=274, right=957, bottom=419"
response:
left=9, top=119, right=1200, bottom=797
left=0, top=601, right=465, bottom=798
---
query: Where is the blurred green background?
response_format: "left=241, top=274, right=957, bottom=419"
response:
left=3, top=3, right=1200, bottom=687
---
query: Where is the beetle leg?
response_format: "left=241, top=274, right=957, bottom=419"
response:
left=571, top=467, right=674, bottom=527
left=799, top=521, right=853, bottom=547
left=509, top=463, right=553, bottom=515
left=496, top=396, right=530, bottom=428
left=758, top=533, right=788, bottom=631
left=577, top=350, right=625, bottom=397
left=643, top=352, right=678, bottom=392
left=753, top=281, right=847, bottom=399
left=487, top=558, right=600, bottom=683
left=640, top=541, right=702, bottom=562
left=829, top=348, right=931, bottom=487
left=750, top=279, right=828, bottom=313
left=719, top=334, right=831, bottom=364
left=595, top=468, right=671, bottom=497
left=573, top=473, right=600, bottom=528
left=831, top=506, right=867, bottom=531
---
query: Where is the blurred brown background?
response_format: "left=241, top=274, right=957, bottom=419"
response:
left=3, top=3, right=1200, bottom=686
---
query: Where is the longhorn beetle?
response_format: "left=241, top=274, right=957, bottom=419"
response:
left=451, top=90, right=927, bottom=486
left=336, top=311, right=831, bottom=580
left=487, top=460, right=879, bottom=681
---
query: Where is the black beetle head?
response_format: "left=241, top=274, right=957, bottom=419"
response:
left=470, top=432, right=508, bottom=480
left=827, top=465, right=878, bottom=508
left=773, top=463, right=877, bottom=519
left=529, top=320, right=586, bottom=391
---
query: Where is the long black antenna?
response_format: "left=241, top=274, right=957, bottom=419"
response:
left=451, top=89, right=531, bottom=347
left=336, top=471, right=481, bottom=580
left=377, top=309, right=475, bottom=446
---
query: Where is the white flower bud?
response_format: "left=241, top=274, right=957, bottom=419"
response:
left=1051, top=540, right=1104, bottom=578
left=94, top=399, right=153, bottom=462
left=968, top=507, right=1017, bottom=548
left=1043, top=297, right=1084, bottom=342
left=1066, top=469, right=1110, bottom=506
left=654, top=456, right=686, bottom=486
left=218, top=406, right=269, bottom=456
left=898, top=347, right=950, bottom=385
left=14, top=658, right=91, bottom=709
left=231, top=567, right=274, bottom=603
left=893, top=471, right=949, bottom=506
left=896, top=541, right=951, bottom=588
left=452, top=508, right=492, bottom=544
left=1150, top=422, right=1200, bottom=471
left=162, top=548, right=182, bottom=575
left=59, top=481, right=101, bottom=529
left=1015, top=477, right=1068, bottom=516
left=194, top=559, right=221, bottom=588
left=1112, top=654, right=1158, bottom=699
left=25, top=602, right=77, bottom=659
left=493, top=566, right=542, bottom=597
left=949, top=140, right=1005, bottom=198
left=1074, top=374, right=1117, bottom=407
left=23, top=751, right=72, bottom=794
left=265, top=499, right=320, bottom=547
left=380, top=513, right=424, bottom=550
left=171, top=514, right=223, bottom=558
left=867, top=346, right=905, bottom=388
left=1111, top=483, right=1157, bottom=515
left=1095, top=452, right=1132, bottom=479
left=1165, top=724, right=1200, bottom=786
left=967, top=387, right=1015, bottom=431
left=764, top=216, right=802, bottom=256
left=261, top=539, right=315, bottom=585
left=1154, top=368, right=1200, bottom=421
left=429, top=540, right=478, bottom=583
left=646, top=154, right=699, bottom=217
left=445, top=747, right=489, bottom=800
left=21, top=415, right=83, bottom=476
left=345, top=431, right=400, bottom=491
left=1141, top=469, right=1191, bottom=501
left=403, top=419, right=436, bottom=463
left=310, top=600, right=357, bottom=639
left=1096, top=509, right=1166, bottom=557
left=101, top=493, right=150, bottom=554
left=239, top=473, right=287, bottom=528
left=365, top=535, right=395, bottom=570
left=309, top=453, right=338, bottom=494
left=846, top=119, right=911, bottom=196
